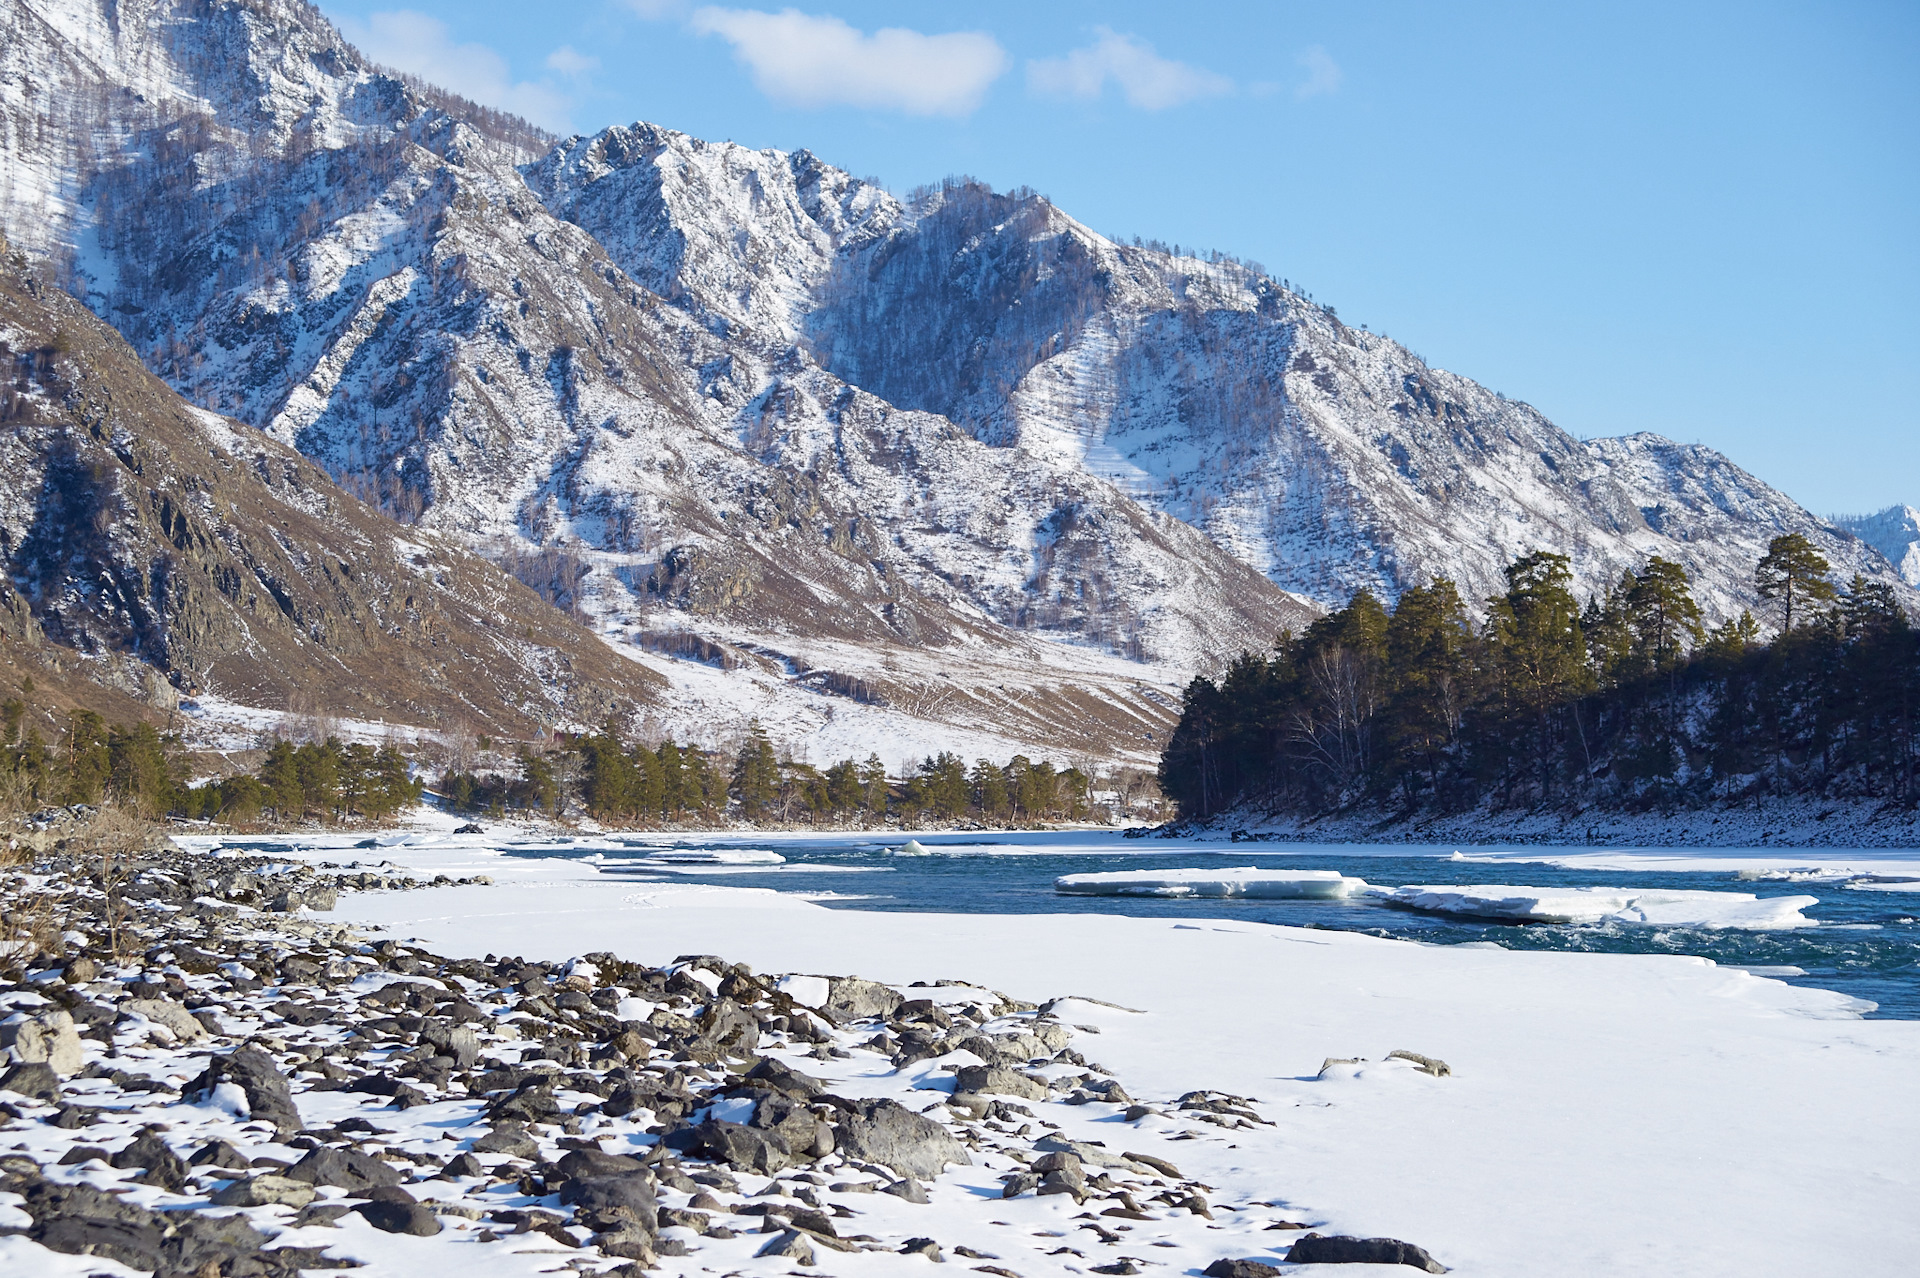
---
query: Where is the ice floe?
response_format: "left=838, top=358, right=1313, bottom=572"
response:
left=1055, top=867, right=1372, bottom=898
left=1381, top=884, right=1820, bottom=928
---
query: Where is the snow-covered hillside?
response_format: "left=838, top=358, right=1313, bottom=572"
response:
left=1836, top=505, right=1920, bottom=586
left=0, top=0, right=1908, bottom=764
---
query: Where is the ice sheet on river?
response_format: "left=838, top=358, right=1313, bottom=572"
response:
left=1383, top=884, right=1820, bottom=928
left=1055, top=867, right=1372, bottom=899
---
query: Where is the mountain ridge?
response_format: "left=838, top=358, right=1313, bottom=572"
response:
left=0, top=0, right=1909, bottom=766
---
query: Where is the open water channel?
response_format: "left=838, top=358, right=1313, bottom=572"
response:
left=479, top=831, right=1920, bottom=1020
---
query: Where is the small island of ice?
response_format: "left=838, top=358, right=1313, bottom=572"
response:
left=1382, top=884, right=1820, bottom=928
left=1056, top=867, right=1372, bottom=899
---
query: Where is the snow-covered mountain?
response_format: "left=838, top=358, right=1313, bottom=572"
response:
left=1835, top=505, right=1920, bottom=587
left=0, top=0, right=1907, bottom=763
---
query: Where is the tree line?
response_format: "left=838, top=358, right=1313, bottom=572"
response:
left=448, top=721, right=1093, bottom=828
left=0, top=704, right=420, bottom=823
left=1159, top=535, right=1918, bottom=820
left=0, top=702, right=1097, bottom=829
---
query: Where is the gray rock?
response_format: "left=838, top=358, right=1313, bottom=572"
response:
left=943, top=1091, right=991, bottom=1119
left=1386, top=1050, right=1452, bottom=1078
left=1034, top=1135, right=1145, bottom=1171
left=1202, top=1261, right=1280, bottom=1278
left=10, top=1010, right=83, bottom=1075
left=122, top=997, right=208, bottom=1042
left=756, top=1228, right=816, bottom=1265
left=212, top=1174, right=317, bottom=1207
left=555, top=1148, right=646, bottom=1180
left=900, top=1236, right=943, bottom=1261
left=668, top=1119, right=796, bottom=1175
left=470, top=1124, right=539, bottom=1159
left=743, top=1057, right=824, bottom=1098
left=594, top=1226, right=659, bottom=1261
left=1121, top=1151, right=1182, bottom=1178
left=884, top=1177, right=930, bottom=1204
left=1284, top=1234, right=1447, bottom=1272
left=183, top=1048, right=302, bottom=1136
left=832, top=1097, right=971, bottom=1180
left=285, top=1146, right=404, bottom=1192
left=0, top=1062, right=59, bottom=1101
left=560, top=1176, right=659, bottom=1230
left=1001, top=1172, right=1040, bottom=1198
left=747, top=1089, right=833, bottom=1157
left=821, top=977, right=902, bottom=1024
left=353, top=1199, right=443, bottom=1235
left=109, top=1132, right=189, bottom=1190
left=189, top=1139, right=251, bottom=1170
left=422, top=1021, right=480, bottom=1068
left=951, top=1065, right=1047, bottom=1101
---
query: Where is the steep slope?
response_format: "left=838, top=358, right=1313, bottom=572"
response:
left=528, top=135, right=1905, bottom=621
left=795, top=180, right=1907, bottom=620
left=0, top=231, right=664, bottom=733
left=1835, top=506, right=1920, bottom=587
left=0, top=0, right=1313, bottom=766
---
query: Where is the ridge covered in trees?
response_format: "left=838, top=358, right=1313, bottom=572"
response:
left=1159, top=535, right=1919, bottom=821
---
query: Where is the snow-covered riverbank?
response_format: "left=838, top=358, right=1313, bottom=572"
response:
left=295, top=826, right=1919, bottom=1277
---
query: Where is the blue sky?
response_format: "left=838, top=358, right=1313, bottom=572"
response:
left=316, top=1, right=1918, bottom=516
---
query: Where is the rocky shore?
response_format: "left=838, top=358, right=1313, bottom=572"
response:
left=0, top=828, right=1447, bottom=1276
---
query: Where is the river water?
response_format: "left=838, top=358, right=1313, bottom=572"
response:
left=494, top=831, right=1920, bottom=1019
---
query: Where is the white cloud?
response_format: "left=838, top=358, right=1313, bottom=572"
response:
left=545, top=46, right=600, bottom=77
left=1295, top=44, right=1342, bottom=99
left=1027, top=28, right=1233, bottom=111
left=339, top=10, right=577, bottom=131
left=687, top=7, right=1008, bottom=116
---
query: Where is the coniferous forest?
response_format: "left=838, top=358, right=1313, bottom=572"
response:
left=1158, top=535, right=1919, bottom=821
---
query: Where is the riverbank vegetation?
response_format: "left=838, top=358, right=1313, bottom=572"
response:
left=1159, top=535, right=1918, bottom=820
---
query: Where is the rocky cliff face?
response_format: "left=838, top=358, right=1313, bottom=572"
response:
left=0, top=0, right=1906, bottom=763
left=0, top=231, right=663, bottom=733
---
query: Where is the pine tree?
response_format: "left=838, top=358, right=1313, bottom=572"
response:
left=1755, top=533, right=1837, bottom=633
left=731, top=721, right=780, bottom=819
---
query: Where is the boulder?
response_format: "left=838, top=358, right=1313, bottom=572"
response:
left=747, top=1090, right=833, bottom=1157
left=1034, top=1135, right=1145, bottom=1171
left=422, top=1020, right=480, bottom=1068
left=556, top=1148, right=646, bottom=1180
left=190, top=1139, right=252, bottom=1170
left=1202, top=1261, right=1281, bottom=1278
left=184, top=1048, right=302, bottom=1136
left=832, top=1097, right=970, bottom=1180
left=755, top=1228, right=816, bottom=1265
left=665, top=1119, right=796, bottom=1175
left=821, top=977, right=902, bottom=1024
left=109, top=1132, right=190, bottom=1190
left=743, top=1057, right=824, bottom=1099
left=698, top=997, right=760, bottom=1058
left=10, top=1010, right=83, bottom=1075
left=470, top=1124, right=539, bottom=1159
left=1284, top=1234, right=1447, bottom=1272
left=353, top=1199, right=442, bottom=1236
left=122, top=998, right=207, bottom=1042
left=951, top=1065, right=1048, bottom=1101
left=0, top=1061, right=59, bottom=1101
left=900, top=1236, right=942, bottom=1261
left=212, top=1174, right=317, bottom=1208
left=285, top=1146, right=404, bottom=1192
left=560, top=1175, right=659, bottom=1230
